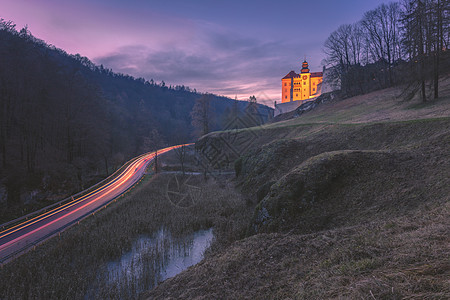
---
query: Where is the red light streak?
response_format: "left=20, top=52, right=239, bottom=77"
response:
left=0, top=144, right=192, bottom=257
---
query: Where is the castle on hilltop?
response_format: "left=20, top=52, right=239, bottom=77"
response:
left=281, top=60, right=323, bottom=103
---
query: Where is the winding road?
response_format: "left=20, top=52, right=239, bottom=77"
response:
left=0, top=145, right=188, bottom=264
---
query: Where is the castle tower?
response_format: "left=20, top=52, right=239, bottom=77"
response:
left=301, top=60, right=310, bottom=73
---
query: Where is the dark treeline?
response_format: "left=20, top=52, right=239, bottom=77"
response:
left=0, top=20, right=272, bottom=221
left=323, top=0, right=450, bottom=100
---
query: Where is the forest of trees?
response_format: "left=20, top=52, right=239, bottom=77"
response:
left=0, top=19, right=272, bottom=222
left=323, top=0, right=450, bottom=100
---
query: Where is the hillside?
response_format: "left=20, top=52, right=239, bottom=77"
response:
left=272, top=77, right=450, bottom=125
left=0, top=21, right=272, bottom=223
left=145, top=82, right=450, bottom=299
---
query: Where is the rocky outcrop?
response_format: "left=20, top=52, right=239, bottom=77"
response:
left=272, top=91, right=342, bottom=123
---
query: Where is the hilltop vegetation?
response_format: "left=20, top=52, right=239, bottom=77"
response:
left=0, top=20, right=272, bottom=223
left=323, top=0, right=450, bottom=101
left=146, top=81, right=450, bottom=299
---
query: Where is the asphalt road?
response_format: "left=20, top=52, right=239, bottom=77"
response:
left=0, top=145, right=187, bottom=263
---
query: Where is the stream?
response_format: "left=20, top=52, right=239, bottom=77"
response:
left=93, top=227, right=214, bottom=298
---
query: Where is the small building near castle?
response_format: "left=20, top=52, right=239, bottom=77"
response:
left=274, top=60, right=324, bottom=116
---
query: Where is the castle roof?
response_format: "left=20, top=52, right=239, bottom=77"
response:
left=282, top=71, right=298, bottom=79
left=282, top=66, right=323, bottom=80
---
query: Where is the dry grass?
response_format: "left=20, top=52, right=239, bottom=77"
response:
left=0, top=153, right=252, bottom=299
left=146, top=202, right=449, bottom=299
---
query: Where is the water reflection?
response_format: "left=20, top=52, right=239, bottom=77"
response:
left=159, top=228, right=213, bottom=281
left=104, top=228, right=213, bottom=296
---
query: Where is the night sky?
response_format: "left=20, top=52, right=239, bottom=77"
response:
left=1, top=0, right=388, bottom=106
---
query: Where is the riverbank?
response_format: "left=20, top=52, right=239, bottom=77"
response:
left=146, top=202, right=449, bottom=299
left=0, top=152, right=252, bottom=299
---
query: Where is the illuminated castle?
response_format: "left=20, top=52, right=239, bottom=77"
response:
left=281, top=60, right=323, bottom=103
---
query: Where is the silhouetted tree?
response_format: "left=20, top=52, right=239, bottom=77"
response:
left=362, top=2, right=403, bottom=86
left=190, top=94, right=214, bottom=137
left=0, top=19, right=272, bottom=223
left=174, top=145, right=187, bottom=175
left=324, top=0, right=450, bottom=100
left=244, top=95, right=262, bottom=127
left=401, top=0, right=450, bottom=101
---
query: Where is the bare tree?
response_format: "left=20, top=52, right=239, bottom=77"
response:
left=362, top=2, right=403, bottom=86
left=400, top=0, right=450, bottom=101
left=190, top=94, right=213, bottom=137
left=174, top=145, right=187, bottom=175
left=243, top=95, right=263, bottom=127
left=324, top=22, right=366, bottom=96
left=432, top=0, right=449, bottom=98
left=323, top=0, right=450, bottom=101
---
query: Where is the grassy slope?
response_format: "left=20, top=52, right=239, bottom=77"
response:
left=145, top=83, right=450, bottom=299
left=146, top=204, right=449, bottom=299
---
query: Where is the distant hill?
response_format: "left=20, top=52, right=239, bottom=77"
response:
left=0, top=20, right=272, bottom=222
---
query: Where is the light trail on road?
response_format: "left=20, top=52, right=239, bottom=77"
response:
left=0, top=144, right=191, bottom=264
